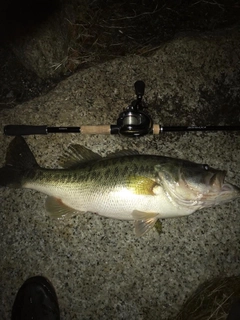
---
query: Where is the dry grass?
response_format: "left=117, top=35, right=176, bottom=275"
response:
left=63, top=0, right=240, bottom=72
left=175, top=276, right=240, bottom=320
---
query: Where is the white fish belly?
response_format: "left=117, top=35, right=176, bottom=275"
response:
left=25, top=183, right=195, bottom=220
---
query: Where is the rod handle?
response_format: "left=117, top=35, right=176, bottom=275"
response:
left=4, top=125, right=47, bottom=136
left=81, top=125, right=111, bottom=134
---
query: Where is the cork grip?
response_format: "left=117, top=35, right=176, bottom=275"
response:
left=80, top=125, right=111, bottom=134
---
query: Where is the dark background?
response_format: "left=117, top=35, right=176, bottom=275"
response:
left=0, top=0, right=240, bottom=109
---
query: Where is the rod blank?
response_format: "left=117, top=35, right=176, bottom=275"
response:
left=160, top=125, right=240, bottom=132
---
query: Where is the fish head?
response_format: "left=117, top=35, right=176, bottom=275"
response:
left=155, top=160, right=240, bottom=209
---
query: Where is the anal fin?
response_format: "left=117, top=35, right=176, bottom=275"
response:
left=132, top=210, right=159, bottom=237
left=45, top=196, right=83, bottom=219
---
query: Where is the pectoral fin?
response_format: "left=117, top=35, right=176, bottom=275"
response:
left=132, top=210, right=159, bottom=237
left=127, top=176, right=159, bottom=195
left=45, top=196, right=83, bottom=219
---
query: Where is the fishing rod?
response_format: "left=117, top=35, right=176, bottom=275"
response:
left=4, top=81, right=240, bottom=137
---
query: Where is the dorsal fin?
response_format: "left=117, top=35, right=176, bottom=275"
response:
left=59, top=145, right=139, bottom=168
left=59, top=144, right=102, bottom=168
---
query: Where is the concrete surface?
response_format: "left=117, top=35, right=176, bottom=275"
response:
left=1, top=26, right=240, bottom=320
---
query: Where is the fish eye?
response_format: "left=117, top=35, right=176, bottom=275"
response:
left=203, top=164, right=209, bottom=171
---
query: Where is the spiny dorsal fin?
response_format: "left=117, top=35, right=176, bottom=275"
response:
left=59, top=144, right=102, bottom=168
left=59, top=145, right=139, bottom=168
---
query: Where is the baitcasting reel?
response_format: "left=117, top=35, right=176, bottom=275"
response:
left=115, top=80, right=153, bottom=137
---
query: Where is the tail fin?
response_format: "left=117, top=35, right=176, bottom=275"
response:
left=0, top=136, right=39, bottom=188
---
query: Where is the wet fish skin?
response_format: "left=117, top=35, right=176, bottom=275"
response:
left=0, top=136, right=239, bottom=236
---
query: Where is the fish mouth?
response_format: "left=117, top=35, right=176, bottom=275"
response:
left=209, top=171, right=226, bottom=192
left=211, top=171, right=239, bottom=194
left=197, top=171, right=240, bottom=207
left=209, top=171, right=240, bottom=205
left=220, top=181, right=240, bottom=194
left=209, top=171, right=240, bottom=195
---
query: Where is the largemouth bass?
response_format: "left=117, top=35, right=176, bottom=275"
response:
left=1, top=136, right=239, bottom=236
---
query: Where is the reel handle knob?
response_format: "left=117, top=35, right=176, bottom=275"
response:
left=134, top=80, right=145, bottom=97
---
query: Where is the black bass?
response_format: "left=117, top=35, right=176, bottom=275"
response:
left=0, top=136, right=239, bottom=236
